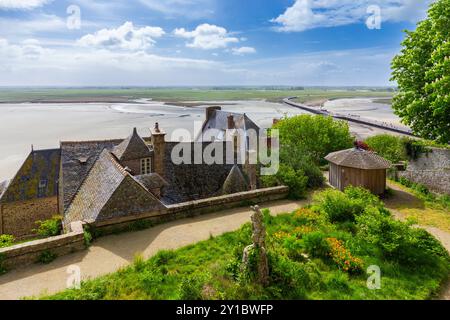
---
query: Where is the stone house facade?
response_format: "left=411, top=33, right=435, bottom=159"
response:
left=0, top=121, right=261, bottom=239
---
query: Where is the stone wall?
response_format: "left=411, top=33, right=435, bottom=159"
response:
left=0, top=196, right=58, bottom=239
left=399, top=147, right=450, bottom=195
left=90, top=186, right=289, bottom=235
left=0, top=221, right=85, bottom=271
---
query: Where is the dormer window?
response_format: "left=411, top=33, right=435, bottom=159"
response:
left=141, top=158, right=152, bottom=174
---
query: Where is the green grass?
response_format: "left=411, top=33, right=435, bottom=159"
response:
left=41, top=193, right=449, bottom=300
left=0, top=88, right=393, bottom=104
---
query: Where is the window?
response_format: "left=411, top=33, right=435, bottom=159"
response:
left=141, top=158, right=152, bottom=174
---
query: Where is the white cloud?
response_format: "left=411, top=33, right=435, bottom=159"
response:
left=174, top=24, right=239, bottom=50
left=0, top=38, right=50, bottom=60
left=272, top=0, right=433, bottom=32
left=139, top=0, right=214, bottom=18
left=0, top=0, right=52, bottom=10
left=78, top=22, right=165, bottom=51
left=232, top=46, right=256, bottom=56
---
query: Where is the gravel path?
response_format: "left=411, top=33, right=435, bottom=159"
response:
left=0, top=199, right=306, bottom=300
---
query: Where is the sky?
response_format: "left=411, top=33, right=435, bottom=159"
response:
left=0, top=0, right=434, bottom=87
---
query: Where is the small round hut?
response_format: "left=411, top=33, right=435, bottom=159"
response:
left=325, top=147, right=391, bottom=195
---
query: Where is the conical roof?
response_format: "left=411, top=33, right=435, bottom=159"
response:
left=222, top=165, right=249, bottom=195
left=113, top=128, right=153, bottom=161
left=325, top=148, right=391, bottom=170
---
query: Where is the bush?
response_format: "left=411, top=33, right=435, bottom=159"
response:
left=262, top=164, right=308, bottom=199
left=37, top=250, right=57, bottom=264
left=0, top=234, right=15, bottom=248
left=314, top=187, right=384, bottom=223
left=356, top=206, right=449, bottom=265
left=179, top=273, right=209, bottom=300
left=365, top=134, right=407, bottom=163
left=302, top=232, right=330, bottom=258
left=274, top=115, right=354, bottom=165
left=34, top=215, right=62, bottom=238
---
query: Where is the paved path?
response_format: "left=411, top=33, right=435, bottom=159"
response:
left=0, top=199, right=305, bottom=300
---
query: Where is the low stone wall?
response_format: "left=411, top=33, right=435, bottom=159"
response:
left=0, top=187, right=288, bottom=271
left=0, top=222, right=85, bottom=271
left=90, top=186, right=289, bottom=235
left=399, top=147, right=450, bottom=195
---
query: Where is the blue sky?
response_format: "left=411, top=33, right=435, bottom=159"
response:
left=0, top=0, right=433, bottom=86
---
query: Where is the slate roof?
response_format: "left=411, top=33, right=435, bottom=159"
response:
left=60, top=139, right=122, bottom=212
left=112, top=128, right=153, bottom=161
left=135, top=173, right=169, bottom=190
left=222, top=165, right=249, bottom=195
left=161, top=141, right=246, bottom=204
left=325, top=148, right=392, bottom=170
left=64, top=150, right=165, bottom=224
left=196, top=109, right=260, bottom=142
left=0, top=148, right=60, bottom=203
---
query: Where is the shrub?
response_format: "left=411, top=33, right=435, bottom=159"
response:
left=365, top=134, right=407, bottom=163
left=34, top=215, right=62, bottom=238
left=302, top=232, right=330, bottom=258
left=0, top=234, right=15, bottom=248
left=179, top=273, right=209, bottom=300
left=262, top=164, right=308, bottom=199
left=356, top=206, right=449, bottom=265
left=37, top=250, right=57, bottom=264
left=274, top=115, right=354, bottom=165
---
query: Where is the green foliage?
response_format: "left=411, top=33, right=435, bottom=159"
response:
left=34, top=215, right=62, bottom=238
left=313, top=186, right=382, bottom=222
left=0, top=234, right=15, bottom=248
left=391, top=0, right=450, bottom=143
left=37, top=250, right=57, bottom=264
left=261, top=164, right=308, bottom=199
left=274, top=115, right=354, bottom=165
left=302, top=232, right=330, bottom=258
left=396, top=177, right=450, bottom=210
left=83, top=230, right=93, bottom=247
left=356, top=206, right=449, bottom=265
left=43, top=189, right=450, bottom=300
left=179, top=273, right=210, bottom=300
left=365, top=134, right=408, bottom=163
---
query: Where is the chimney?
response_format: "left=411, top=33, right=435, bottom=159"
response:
left=205, top=106, right=221, bottom=122
left=272, top=118, right=280, bottom=126
left=151, top=122, right=166, bottom=178
left=227, top=114, right=235, bottom=130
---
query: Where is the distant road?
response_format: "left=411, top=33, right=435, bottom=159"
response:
left=283, top=97, right=415, bottom=137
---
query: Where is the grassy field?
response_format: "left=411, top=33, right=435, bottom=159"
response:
left=41, top=187, right=449, bottom=300
left=0, top=87, right=394, bottom=104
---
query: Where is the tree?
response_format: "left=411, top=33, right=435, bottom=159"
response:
left=391, top=0, right=450, bottom=144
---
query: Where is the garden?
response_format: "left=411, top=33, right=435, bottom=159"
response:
left=43, top=186, right=450, bottom=300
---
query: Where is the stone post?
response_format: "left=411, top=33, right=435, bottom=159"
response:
left=242, top=205, right=269, bottom=286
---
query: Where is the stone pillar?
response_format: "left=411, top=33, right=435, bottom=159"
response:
left=151, top=123, right=166, bottom=178
left=242, top=205, right=269, bottom=286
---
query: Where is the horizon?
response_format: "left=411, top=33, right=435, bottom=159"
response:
left=0, top=0, right=434, bottom=87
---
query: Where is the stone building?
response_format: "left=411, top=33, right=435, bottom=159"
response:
left=0, top=123, right=258, bottom=239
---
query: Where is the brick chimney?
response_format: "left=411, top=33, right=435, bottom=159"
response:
left=205, top=106, right=221, bottom=122
left=227, top=114, right=235, bottom=130
left=151, top=122, right=166, bottom=178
